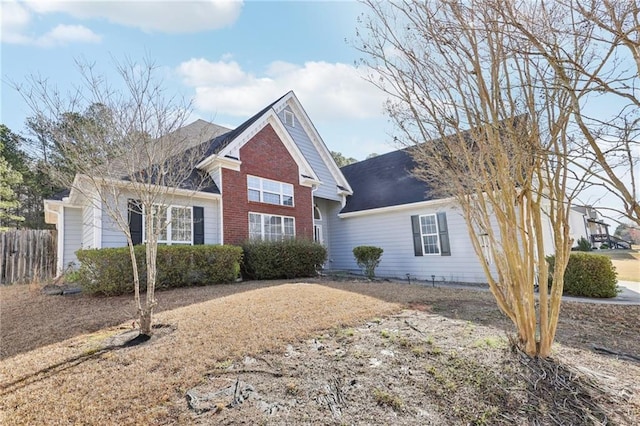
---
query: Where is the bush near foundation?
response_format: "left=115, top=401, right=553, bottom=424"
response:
left=547, top=252, right=618, bottom=298
left=241, top=239, right=327, bottom=280
left=74, top=245, right=243, bottom=296
left=353, top=245, right=384, bottom=279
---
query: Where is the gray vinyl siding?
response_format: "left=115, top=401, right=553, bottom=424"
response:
left=279, top=107, right=342, bottom=201
left=63, top=207, right=83, bottom=269
left=313, top=198, right=341, bottom=265
left=81, top=204, right=98, bottom=249
left=326, top=203, right=493, bottom=284
left=101, top=190, right=221, bottom=248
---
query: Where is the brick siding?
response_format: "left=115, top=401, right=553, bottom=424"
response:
left=222, top=124, right=313, bottom=244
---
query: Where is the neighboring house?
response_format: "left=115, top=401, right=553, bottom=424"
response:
left=570, top=205, right=631, bottom=249
left=45, top=91, right=600, bottom=283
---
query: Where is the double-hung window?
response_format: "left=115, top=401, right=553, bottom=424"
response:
left=146, top=205, right=193, bottom=245
left=249, top=213, right=295, bottom=241
left=411, top=212, right=451, bottom=256
left=247, top=175, right=294, bottom=206
left=419, top=214, right=440, bottom=255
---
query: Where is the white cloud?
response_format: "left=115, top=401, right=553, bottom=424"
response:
left=1, top=0, right=242, bottom=46
left=25, top=0, right=243, bottom=33
left=35, top=24, right=102, bottom=47
left=1, top=0, right=101, bottom=46
left=1, top=0, right=33, bottom=44
left=176, top=58, right=387, bottom=121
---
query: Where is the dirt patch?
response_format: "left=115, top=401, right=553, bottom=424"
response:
left=177, top=310, right=639, bottom=425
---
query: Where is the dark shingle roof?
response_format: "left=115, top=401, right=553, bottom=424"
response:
left=119, top=94, right=290, bottom=195
left=340, top=149, right=436, bottom=214
left=49, top=92, right=291, bottom=200
left=49, top=188, right=70, bottom=201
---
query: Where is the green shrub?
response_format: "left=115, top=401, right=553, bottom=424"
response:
left=75, top=245, right=243, bottom=296
left=241, top=239, right=326, bottom=280
left=599, top=243, right=609, bottom=250
left=574, top=236, right=592, bottom=252
left=353, top=245, right=384, bottom=279
left=547, top=252, right=618, bottom=298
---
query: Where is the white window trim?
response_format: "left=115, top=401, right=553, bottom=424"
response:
left=247, top=175, right=295, bottom=207
left=419, top=214, right=441, bottom=256
left=283, top=110, right=295, bottom=127
left=248, top=212, right=296, bottom=241
left=314, top=224, right=323, bottom=244
left=142, top=204, right=194, bottom=245
left=479, top=233, right=493, bottom=265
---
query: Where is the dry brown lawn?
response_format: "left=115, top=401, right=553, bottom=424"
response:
left=1, top=279, right=639, bottom=425
left=0, top=282, right=399, bottom=425
left=602, top=248, right=640, bottom=282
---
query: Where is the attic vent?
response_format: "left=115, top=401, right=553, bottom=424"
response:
left=284, top=110, right=295, bottom=127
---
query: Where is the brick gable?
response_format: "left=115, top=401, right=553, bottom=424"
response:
left=222, top=124, right=313, bottom=245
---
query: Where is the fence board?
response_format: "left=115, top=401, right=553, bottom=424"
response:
left=0, top=229, right=57, bottom=285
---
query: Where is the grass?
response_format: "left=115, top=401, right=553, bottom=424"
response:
left=0, top=283, right=399, bottom=425
left=595, top=247, right=640, bottom=281
left=2, top=278, right=639, bottom=424
left=372, top=388, right=403, bottom=411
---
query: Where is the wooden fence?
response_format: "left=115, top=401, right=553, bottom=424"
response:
left=0, top=229, right=57, bottom=285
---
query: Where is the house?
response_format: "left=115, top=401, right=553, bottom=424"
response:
left=44, top=91, right=352, bottom=274
left=570, top=205, right=631, bottom=249
left=44, top=91, right=594, bottom=283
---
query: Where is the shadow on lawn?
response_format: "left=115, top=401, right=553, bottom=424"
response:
left=0, top=326, right=162, bottom=396
left=1, top=280, right=283, bottom=360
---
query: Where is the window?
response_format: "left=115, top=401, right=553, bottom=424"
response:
left=247, top=175, right=294, bottom=206
left=145, top=205, right=193, bottom=244
left=283, top=110, right=295, bottom=127
left=249, top=213, right=295, bottom=241
left=411, top=213, right=450, bottom=256
left=419, top=214, right=440, bottom=255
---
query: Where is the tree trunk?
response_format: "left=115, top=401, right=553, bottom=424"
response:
left=139, top=308, right=153, bottom=336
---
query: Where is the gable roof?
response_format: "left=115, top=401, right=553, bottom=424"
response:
left=196, top=92, right=322, bottom=185
left=201, top=94, right=287, bottom=159
left=340, top=148, right=436, bottom=214
left=270, top=92, right=353, bottom=195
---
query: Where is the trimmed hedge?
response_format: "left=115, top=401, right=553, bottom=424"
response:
left=74, top=245, right=243, bottom=296
left=547, top=252, right=618, bottom=298
left=353, top=245, right=384, bottom=279
left=241, top=239, right=327, bottom=280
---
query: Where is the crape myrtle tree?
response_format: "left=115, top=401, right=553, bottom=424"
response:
left=498, top=0, right=640, bottom=226
left=16, top=59, right=211, bottom=336
left=357, top=0, right=587, bottom=357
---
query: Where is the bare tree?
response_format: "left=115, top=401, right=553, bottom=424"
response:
left=498, top=0, right=639, bottom=225
left=15, top=59, right=213, bottom=336
left=357, top=0, right=586, bottom=356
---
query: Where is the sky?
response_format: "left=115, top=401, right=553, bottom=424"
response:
left=0, top=0, right=635, bottom=224
left=1, top=0, right=392, bottom=161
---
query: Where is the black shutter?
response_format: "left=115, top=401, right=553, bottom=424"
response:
left=193, top=206, right=204, bottom=245
left=411, top=215, right=423, bottom=256
left=437, top=212, right=451, bottom=256
left=128, top=199, right=143, bottom=245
